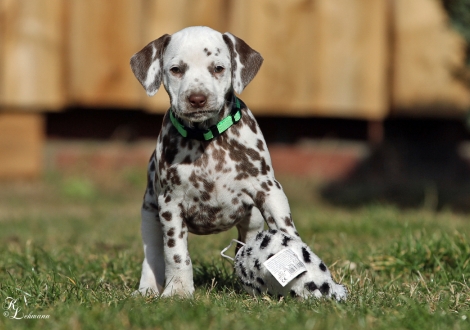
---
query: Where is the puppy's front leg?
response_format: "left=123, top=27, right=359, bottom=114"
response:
left=138, top=204, right=165, bottom=295
left=158, top=197, right=194, bottom=297
left=137, top=168, right=165, bottom=296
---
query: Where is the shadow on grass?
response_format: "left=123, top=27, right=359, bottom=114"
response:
left=192, top=260, right=244, bottom=293
left=321, top=138, right=470, bottom=212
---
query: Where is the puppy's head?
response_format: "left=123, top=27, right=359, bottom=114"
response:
left=130, top=26, right=263, bottom=123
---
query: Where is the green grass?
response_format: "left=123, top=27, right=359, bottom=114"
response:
left=0, top=169, right=469, bottom=329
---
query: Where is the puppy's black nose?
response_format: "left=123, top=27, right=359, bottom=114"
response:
left=188, top=94, right=207, bottom=108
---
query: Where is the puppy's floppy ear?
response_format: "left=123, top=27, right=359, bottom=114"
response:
left=130, top=34, right=171, bottom=96
left=223, top=33, right=263, bottom=94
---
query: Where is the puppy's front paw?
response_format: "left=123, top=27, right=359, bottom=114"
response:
left=132, top=287, right=160, bottom=297
left=161, top=277, right=195, bottom=298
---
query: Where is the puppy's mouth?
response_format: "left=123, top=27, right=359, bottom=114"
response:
left=178, top=110, right=219, bottom=122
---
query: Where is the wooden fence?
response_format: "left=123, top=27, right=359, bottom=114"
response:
left=0, top=0, right=469, bottom=178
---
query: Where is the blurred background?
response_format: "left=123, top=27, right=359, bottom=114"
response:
left=1, top=0, right=470, bottom=210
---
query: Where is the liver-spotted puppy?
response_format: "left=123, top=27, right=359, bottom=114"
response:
left=130, top=26, right=300, bottom=297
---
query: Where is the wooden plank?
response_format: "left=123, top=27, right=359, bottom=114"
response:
left=68, top=0, right=142, bottom=108
left=141, top=0, right=229, bottom=112
left=226, top=0, right=319, bottom=113
left=392, top=0, right=470, bottom=116
left=0, top=1, right=4, bottom=98
left=228, top=0, right=389, bottom=119
left=314, top=0, right=389, bottom=119
left=0, top=0, right=65, bottom=110
left=0, top=112, right=44, bottom=179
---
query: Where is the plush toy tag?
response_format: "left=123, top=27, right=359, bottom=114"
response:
left=263, top=248, right=307, bottom=287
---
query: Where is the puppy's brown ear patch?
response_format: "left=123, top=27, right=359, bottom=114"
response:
left=130, top=34, right=171, bottom=96
left=223, top=33, right=263, bottom=94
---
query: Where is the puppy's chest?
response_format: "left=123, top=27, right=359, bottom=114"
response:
left=156, top=132, right=270, bottom=232
left=163, top=142, right=250, bottom=200
left=158, top=125, right=270, bottom=193
left=160, top=147, right=253, bottom=233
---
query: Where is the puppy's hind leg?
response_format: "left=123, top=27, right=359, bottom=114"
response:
left=233, top=209, right=265, bottom=284
left=236, top=207, right=265, bottom=250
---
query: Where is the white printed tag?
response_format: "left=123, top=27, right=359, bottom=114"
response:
left=263, top=248, right=307, bottom=287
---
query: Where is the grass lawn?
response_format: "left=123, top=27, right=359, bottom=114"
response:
left=0, top=167, right=469, bottom=329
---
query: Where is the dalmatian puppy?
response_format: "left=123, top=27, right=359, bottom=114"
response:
left=232, top=230, right=347, bottom=301
left=130, top=26, right=300, bottom=297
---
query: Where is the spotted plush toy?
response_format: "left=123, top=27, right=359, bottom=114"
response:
left=222, top=229, right=347, bottom=300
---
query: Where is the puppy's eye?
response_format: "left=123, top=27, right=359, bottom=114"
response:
left=214, top=66, right=225, bottom=73
left=170, top=67, right=181, bottom=74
